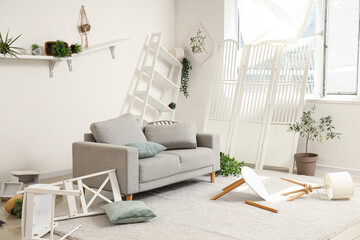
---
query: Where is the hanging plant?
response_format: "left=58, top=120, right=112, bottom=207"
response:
left=0, top=30, right=23, bottom=58
left=180, top=58, right=192, bottom=98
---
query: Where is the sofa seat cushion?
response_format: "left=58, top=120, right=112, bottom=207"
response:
left=139, top=154, right=181, bottom=183
left=163, top=147, right=214, bottom=172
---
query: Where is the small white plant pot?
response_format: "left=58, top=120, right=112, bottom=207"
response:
left=32, top=48, right=41, bottom=55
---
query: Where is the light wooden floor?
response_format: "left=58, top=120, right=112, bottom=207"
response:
left=0, top=172, right=359, bottom=240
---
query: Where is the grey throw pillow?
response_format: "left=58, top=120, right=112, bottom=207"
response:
left=90, top=113, right=147, bottom=145
left=101, top=201, right=156, bottom=224
left=144, top=122, right=197, bottom=150
left=125, top=142, right=166, bottom=159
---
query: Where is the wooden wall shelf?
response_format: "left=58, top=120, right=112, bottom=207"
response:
left=0, top=38, right=131, bottom=78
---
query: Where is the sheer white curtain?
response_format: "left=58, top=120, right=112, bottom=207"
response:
left=238, top=0, right=313, bottom=44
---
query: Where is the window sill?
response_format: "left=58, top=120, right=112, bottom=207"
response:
left=305, top=95, right=360, bottom=105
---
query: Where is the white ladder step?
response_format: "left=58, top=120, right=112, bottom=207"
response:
left=151, top=44, right=182, bottom=67
left=143, top=67, right=179, bottom=89
left=135, top=91, right=173, bottom=112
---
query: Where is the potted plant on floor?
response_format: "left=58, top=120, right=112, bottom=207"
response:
left=288, top=106, right=341, bottom=176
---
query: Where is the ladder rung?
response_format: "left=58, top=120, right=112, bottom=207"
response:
left=143, top=67, right=179, bottom=89
left=135, top=91, right=173, bottom=113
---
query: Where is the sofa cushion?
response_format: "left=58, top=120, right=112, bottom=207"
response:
left=144, top=122, right=197, bottom=150
left=101, top=201, right=156, bottom=224
left=90, top=113, right=147, bottom=145
left=139, top=154, right=181, bottom=183
left=125, top=142, right=166, bottom=159
left=163, top=147, right=214, bottom=172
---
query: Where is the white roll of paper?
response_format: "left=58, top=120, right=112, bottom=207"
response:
left=170, top=48, right=185, bottom=61
left=324, top=172, right=354, bottom=200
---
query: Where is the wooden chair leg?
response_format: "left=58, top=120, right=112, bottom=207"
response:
left=126, top=194, right=133, bottom=201
left=210, top=172, right=215, bottom=183
left=211, top=178, right=245, bottom=200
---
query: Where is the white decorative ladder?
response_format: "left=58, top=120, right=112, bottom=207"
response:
left=204, top=38, right=313, bottom=172
left=128, top=33, right=182, bottom=126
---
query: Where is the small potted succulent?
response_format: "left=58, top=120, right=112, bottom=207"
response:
left=0, top=30, right=23, bottom=58
left=45, top=40, right=71, bottom=57
left=31, top=44, right=41, bottom=55
left=288, top=106, right=341, bottom=176
left=70, top=43, right=82, bottom=54
left=168, top=102, right=176, bottom=110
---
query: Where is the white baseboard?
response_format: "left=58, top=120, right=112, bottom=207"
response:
left=39, top=168, right=72, bottom=180
left=316, top=164, right=360, bottom=176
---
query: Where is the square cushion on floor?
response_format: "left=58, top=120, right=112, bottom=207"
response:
left=90, top=113, right=147, bottom=145
left=163, top=147, right=214, bottom=172
left=101, top=200, right=156, bottom=224
left=139, top=154, right=181, bottom=183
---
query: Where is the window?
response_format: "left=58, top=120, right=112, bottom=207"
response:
left=234, top=0, right=360, bottom=98
left=325, top=0, right=359, bottom=95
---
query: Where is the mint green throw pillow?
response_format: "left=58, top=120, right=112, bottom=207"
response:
left=125, top=142, right=166, bottom=159
left=101, top=201, right=156, bottom=224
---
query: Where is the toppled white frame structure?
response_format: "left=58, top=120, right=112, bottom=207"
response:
left=21, top=169, right=121, bottom=240
left=204, top=38, right=313, bottom=172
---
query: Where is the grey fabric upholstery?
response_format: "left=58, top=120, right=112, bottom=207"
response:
left=144, top=122, right=197, bottom=149
left=196, top=133, right=220, bottom=172
left=139, top=154, right=181, bottom=183
left=90, top=113, right=147, bottom=145
left=163, top=147, right=214, bottom=172
left=72, top=141, right=139, bottom=194
left=73, top=132, right=220, bottom=195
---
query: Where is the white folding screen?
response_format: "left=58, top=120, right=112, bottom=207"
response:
left=204, top=38, right=313, bottom=171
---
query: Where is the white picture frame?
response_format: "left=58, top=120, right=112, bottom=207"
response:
left=185, top=23, right=215, bottom=66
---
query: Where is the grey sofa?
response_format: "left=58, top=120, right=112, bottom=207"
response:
left=73, top=131, right=220, bottom=200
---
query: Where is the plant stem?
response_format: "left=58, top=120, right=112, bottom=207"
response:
left=306, top=132, right=309, bottom=157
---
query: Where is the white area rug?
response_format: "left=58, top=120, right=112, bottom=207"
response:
left=55, top=170, right=360, bottom=240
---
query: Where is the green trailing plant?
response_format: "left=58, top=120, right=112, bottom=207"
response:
left=288, top=105, right=341, bottom=157
left=216, top=152, right=245, bottom=177
left=31, top=44, right=39, bottom=51
left=180, top=58, right=192, bottom=98
left=0, top=30, right=23, bottom=58
left=12, top=198, right=23, bottom=218
left=70, top=43, right=82, bottom=54
left=190, top=29, right=207, bottom=54
left=168, top=102, right=176, bottom=110
left=51, top=40, right=70, bottom=57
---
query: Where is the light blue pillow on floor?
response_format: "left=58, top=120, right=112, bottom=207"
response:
left=101, top=201, right=156, bottom=224
left=125, top=142, right=166, bottom=159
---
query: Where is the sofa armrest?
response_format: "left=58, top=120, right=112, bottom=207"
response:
left=196, top=133, right=220, bottom=171
left=72, top=141, right=139, bottom=195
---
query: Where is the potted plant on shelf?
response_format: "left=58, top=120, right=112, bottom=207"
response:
left=0, top=30, right=23, bottom=58
left=31, top=44, right=41, bottom=55
left=70, top=43, right=82, bottom=54
left=288, top=106, right=341, bottom=176
left=44, top=40, right=70, bottom=57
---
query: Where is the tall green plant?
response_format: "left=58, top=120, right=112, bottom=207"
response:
left=216, top=152, right=245, bottom=177
left=288, top=105, right=341, bottom=156
left=0, top=30, right=23, bottom=58
left=180, top=58, right=192, bottom=98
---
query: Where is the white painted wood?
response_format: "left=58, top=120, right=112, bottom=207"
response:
left=205, top=38, right=313, bottom=171
left=64, top=181, right=78, bottom=217
left=128, top=33, right=182, bottom=125
left=109, top=172, right=122, bottom=202
left=77, top=180, right=88, bottom=214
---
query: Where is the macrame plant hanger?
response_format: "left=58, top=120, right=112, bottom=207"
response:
left=79, top=5, right=91, bottom=49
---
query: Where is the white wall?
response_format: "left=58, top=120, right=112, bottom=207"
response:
left=174, top=0, right=224, bottom=130
left=0, top=0, right=175, bottom=180
left=299, top=100, right=360, bottom=171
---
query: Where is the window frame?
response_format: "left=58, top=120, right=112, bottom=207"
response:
left=322, top=0, right=360, bottom=97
